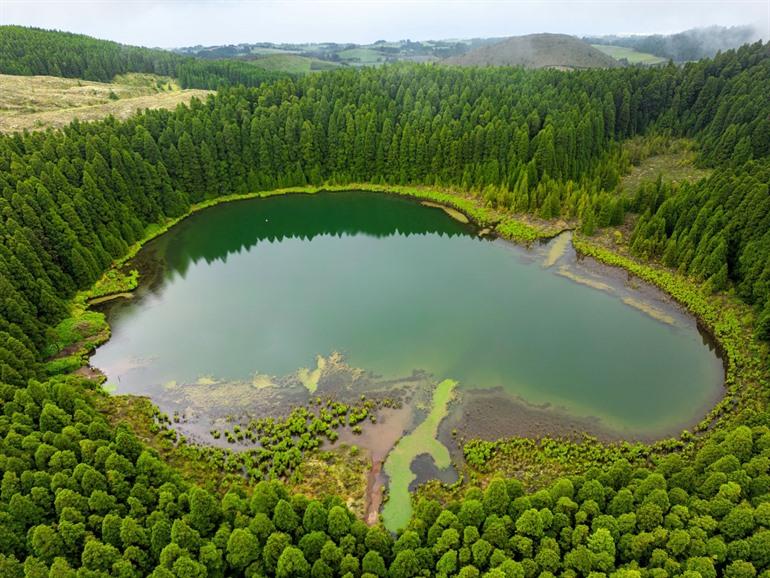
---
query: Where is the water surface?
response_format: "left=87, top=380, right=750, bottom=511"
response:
left=92, top=191, right=723, bottom=437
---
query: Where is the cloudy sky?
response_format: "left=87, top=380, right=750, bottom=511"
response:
left=1, top=0, right=767, bottom=48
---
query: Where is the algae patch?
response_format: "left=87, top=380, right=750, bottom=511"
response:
left=420, top=201, right=470, bottom=223
left=622, top=297, right=677, bottom=326
left=297, top=354, right=328, bottom=393
left=557, top=267, right=613, bottom=292
left=543, top=231, right=572, bottom=268
left=381, top=378, right=458, bottom=532
left=251, top=373, right=276, bottom=389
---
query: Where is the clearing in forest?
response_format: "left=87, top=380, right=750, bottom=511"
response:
left=621, top=141, right=711, bottom=193
left=0, top=73, right=211, bottom=133
left=592, top=44, right=668, bottom=65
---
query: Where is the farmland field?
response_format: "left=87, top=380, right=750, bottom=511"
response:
left=592, top=43, right=668, bottom=64
left=249, top=54, right=341, bottom=73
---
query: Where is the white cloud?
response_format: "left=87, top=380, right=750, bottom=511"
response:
left=0, top=0, right=767, bottom=48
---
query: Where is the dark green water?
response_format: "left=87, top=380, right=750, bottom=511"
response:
left=92, top=191, right=723, bottom=437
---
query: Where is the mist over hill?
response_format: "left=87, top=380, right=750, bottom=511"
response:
left=585, top=25, right=763, bottom=62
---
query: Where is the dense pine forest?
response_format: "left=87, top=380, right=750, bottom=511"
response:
left=1, top=26, right=770, bottom=577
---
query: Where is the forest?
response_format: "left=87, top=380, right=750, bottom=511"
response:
left=0, top=26, right=770, bottom=577
left=0, top=26, right=286, bottom=89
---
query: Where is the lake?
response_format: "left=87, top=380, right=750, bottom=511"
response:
left=91, top=192, right=723, bottom=436
left=91, top=191, right=724, bottom=530
left=92, top=190, right=723, bottom=440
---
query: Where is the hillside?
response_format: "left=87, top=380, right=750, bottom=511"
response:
left=0, top=26, right=287, bottom=89
left=0, top=25, right=182, bottom=81
left=247, top=53, right=340, bottom=73
left=175, top=37, right=492, bottom=67
left=0, top=73, right=211, bottom=133
left=445, top=33, right=621, bottom=69
left=585, top=25, right=762, bottom=62
left=592, top=44, right=668, bottom=65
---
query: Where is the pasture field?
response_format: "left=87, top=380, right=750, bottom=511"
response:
left=250, top=54, right=340, bottom=73
left=592, top=44, right=668, bottom=65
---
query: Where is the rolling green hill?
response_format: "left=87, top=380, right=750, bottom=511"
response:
left=444, top=33, right=621, bottom=69
left=248, top=54, right=340, bottom=73
left=592, top=44, right=668, bottom=65
left=585, top=25, right=761, bottom=62
left=175, top=38, right=507, bottom=68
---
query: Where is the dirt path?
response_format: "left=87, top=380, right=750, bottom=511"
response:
left=364, top=461, right=386, bottom=525
left=328, top=405, right=414, bottom=525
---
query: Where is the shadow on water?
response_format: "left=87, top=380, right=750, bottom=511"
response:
left=160, top=191, right=478, bottom=279
left=96, top=191, right=481, bottom=318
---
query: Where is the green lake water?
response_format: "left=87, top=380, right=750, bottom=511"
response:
left=92, top=191, right=723, bottom=437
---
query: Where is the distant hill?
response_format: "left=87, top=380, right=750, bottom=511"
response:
left=585, top=25, right=762, bottom=62
left=591, top=44, right=668, bottom=66
left=247, top=54, right=341, bottom=73
left=444, top=33, right=621, bottom=69
left=174, top=38, right=496, bottom=67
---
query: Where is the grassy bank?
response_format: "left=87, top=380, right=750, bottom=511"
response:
left=96, top=394, right=372, bottom=516
left=572, top=237, right=769, bottom=436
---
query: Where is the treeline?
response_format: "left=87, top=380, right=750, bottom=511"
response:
left=4, top=373, right=770, bottom=577
left=628, top=44, right=770, bottom=338
left=630, top=159, right=770, bottom=339
left=0, top=61, right=679, bottom=382
left=0, top=39, right=770, bottom=575
left=0, top=26, right=285, bottom=89
left=175, top=59, right=286, bottom=90
left=585, top=25, right=762, bottom=62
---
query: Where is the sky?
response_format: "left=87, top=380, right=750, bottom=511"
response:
left=1, top=0, right=768, bottom=48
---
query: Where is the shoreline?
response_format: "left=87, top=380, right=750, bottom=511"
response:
left=572, top=237, right=762, bottom=439
left=60, top=183, right=765, bottom=523
left=82, top=185, right=742, bottom=441
left=87, top=182, right=556, bottom=280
